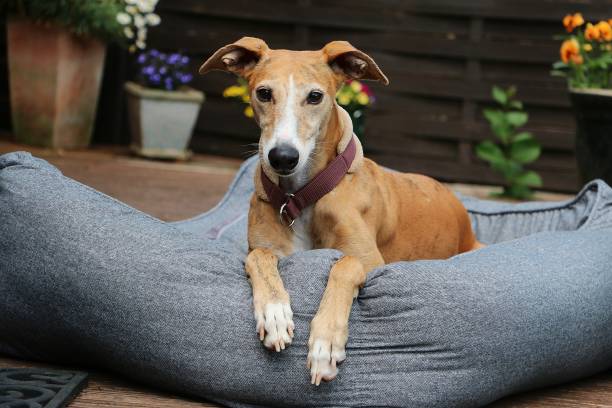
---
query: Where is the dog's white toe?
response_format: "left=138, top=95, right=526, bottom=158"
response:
left=307, top=338, right=346, bottom=385
left=255, top=302, right=294, bottom=352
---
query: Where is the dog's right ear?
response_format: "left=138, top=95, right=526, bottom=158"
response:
left=199, top=37, right=269, bottom=78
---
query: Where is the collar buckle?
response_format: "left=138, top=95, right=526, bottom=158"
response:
left=279, top=194, right=295, bottom=228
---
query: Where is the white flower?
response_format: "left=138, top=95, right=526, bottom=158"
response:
left=136, top=0, right=155, bottom=13
left=125, top=0, right=137, bottom=4
left=123, top=27, right=134, bottom=39
left=136, top=39, right=146, bottom=49
left=126, top=5, right=138, bottom=15
left=116, top=12, right=131, bottom=25
left=134, top=14, right=145, bottom=28
left=137, top=27, right=147, bottom=40
left=145, top=13, right=161, bottom=26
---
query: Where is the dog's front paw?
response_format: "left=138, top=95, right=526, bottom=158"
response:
left=307, top=316, right=348, bottom=385
left=254, top=302, right=294, bottom=352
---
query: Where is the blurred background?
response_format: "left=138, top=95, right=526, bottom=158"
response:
left=1, top=0, right=612, bottom=197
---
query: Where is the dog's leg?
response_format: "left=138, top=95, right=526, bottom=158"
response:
left=245, top=248, right=294, bottom=352
left=307, top=256, right=367, bottom=385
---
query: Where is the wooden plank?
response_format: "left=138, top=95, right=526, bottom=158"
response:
left=369, top=152, right=579, bottom=192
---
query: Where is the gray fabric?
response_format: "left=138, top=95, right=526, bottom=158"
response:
left=1, top=151, right=611, bottom=408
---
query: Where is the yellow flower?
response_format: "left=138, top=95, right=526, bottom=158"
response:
left=223, top=85, right=246, bottom=98
left=583, top=43, right=593, bottom=52
left=337, top=94, right=351, bottom=106
left=350, top=81, right=362, bottom=93
left=596, top=21, right=612, bottom=41
left=241, top=94, right=251, bottom=103
left=244, top=105, right=254, bottom=118
left=563, top=13, right=584, bottom=32
left=356, top=92, right=369, bottom=105
left=585, top=23, right=600, bottom=41
left=560, top=38, right=583, bottom=64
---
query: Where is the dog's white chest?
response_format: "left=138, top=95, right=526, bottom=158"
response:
left=291, top=207, right=313, bottom=252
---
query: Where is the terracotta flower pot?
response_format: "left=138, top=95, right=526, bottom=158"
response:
left=124, top=81, right=204, bottom=160
left=569, top=88, right=612, bottom=186
left=7, top=18, right=106, bottom=148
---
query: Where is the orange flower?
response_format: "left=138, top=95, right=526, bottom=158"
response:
left=596, top=21, right=612, bottom=41
left=563, top=13, right=585, bottom=32
left=585, top=23, right=601, bottom=41
left=560, top=38, right=583, bottom=64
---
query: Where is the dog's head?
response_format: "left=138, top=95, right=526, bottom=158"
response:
left=200, top=37, right=388, bottom=177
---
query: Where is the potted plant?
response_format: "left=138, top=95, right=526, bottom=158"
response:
left=476, top=86, right=542, bottom=199
left=223, top=79, right=375, bottom=140
left=3, top=0, right=160, bottom=149
left=125, top=49, right=203, bottom=160
left=552, top=13, right=612, bottom=185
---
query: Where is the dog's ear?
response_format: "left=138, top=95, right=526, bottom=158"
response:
left=199, top=37, right=269, bottom=77
left=322, top=41, right=389, bottom=85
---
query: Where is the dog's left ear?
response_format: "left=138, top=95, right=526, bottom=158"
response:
left=199, top=37, right=269, bottom=77
left=322, top=41, right=389, bottom=85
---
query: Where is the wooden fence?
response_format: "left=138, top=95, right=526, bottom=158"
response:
left=3, top=1, right=612, bottom=191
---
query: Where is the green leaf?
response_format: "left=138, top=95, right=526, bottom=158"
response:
left=492, top=86, right=507, bottom=106
left=506, top=86, right=517, bottom=98
left=515, top=170, right=543, bottom=187
left=509, top=100, right=523, bottom=110
left=506, top=111, right=528, bottom=128
left=512, top=131, right=534, bottom=142
left=483, top=109, right=505, bottom=127
left=476, top=141, right=504, bottom=164
left=510, top=138, right=541, bottom=163
left=552, top=61, right=568, bottom=69
left=550, top=70, right=568, bottom=78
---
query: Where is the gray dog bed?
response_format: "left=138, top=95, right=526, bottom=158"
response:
left=1, top=151, right=611, bottom=407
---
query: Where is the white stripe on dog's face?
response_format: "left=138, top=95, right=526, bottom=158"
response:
left=266, top=75, right=306, bottom=166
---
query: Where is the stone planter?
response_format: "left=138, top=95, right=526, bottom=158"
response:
left=124, top=81, right=204, bottom=160
left=7, top=18, right=106, bottom=148
left=569, top=88, right=612, bottom=186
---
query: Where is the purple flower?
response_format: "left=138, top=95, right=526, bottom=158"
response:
left=142, top=65, right=155, bottom=75
left=159, top=66, right=167, bottom=75
left=137, top=54, right=147, bottom=64
left=149, top=49, right=159, bottom=57
left=180, top=73, right=193, bottom=84
left=150, top=74, right=161, bottom=83
left=168, top=53, right=180, bottom=64
left=181, top=56, right=189, bottom=65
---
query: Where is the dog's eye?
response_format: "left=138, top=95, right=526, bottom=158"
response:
left=256, top=87, right=272, bottom=102
left=307, top=90, right=323, bottom=105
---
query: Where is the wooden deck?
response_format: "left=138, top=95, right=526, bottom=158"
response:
left=0, top=139, right=610, bottom=407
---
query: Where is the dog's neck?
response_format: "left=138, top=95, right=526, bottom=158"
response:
left=256, top=104, right=364, bottom=200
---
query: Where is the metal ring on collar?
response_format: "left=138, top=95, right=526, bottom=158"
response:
left=279, top=194, right=296, bottom=228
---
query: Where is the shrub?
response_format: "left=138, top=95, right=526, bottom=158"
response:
left=476, top=86, right=543, bottom=199
left=3, top=0, right=160, bottom=50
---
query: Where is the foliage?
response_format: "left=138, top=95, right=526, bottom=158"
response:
left=2, top=0, right=160, bottom=50
left=222, top=79, right=376, bottom=138
left=336, top=80, right=375, bottom=139
left=136, top=49, right=193, bottom=91
left=552, top=13, right=612, bottom=89
left=476, top=86, right=543, bottom=199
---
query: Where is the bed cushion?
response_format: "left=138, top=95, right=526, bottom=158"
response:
left=1, top=151, right=611, bottom=407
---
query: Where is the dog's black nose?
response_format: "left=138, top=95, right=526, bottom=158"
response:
left=268, top=145, right=299, bottom=174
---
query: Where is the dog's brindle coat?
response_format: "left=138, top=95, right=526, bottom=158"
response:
left=200, top=37, right=481, bottom=385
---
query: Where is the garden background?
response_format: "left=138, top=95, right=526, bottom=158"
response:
left=1, top=0, right=611, bottom=192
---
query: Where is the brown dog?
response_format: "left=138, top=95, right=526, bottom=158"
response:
left=200, top=37, right=482, bottom=385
